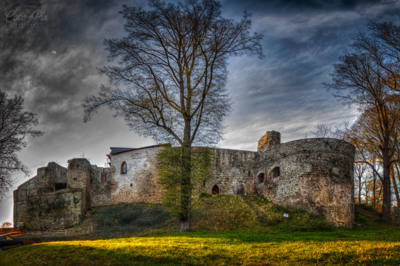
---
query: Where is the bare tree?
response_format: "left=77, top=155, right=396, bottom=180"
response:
left=311, top=123, right=332, bottom=138
left=0, top=90, right=42, bottom=199
left=326, top=21, right=400, bottom=221
left=84, top=0, right=263, bottom=231
left=345, top=104, right=399, bottom=218
left=354, top=162, right=368, bottom=204
left=356, top=22, right=400, bottom=93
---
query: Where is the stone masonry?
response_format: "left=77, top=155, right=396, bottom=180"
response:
left=14, top=131, right=355, bottom=229
left=14, top=160, right=111, bottom=230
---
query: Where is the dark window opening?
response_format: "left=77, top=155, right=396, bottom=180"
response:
left=121, top=162, right=127, bottom=175
left=55, top=183, right=67, bottom=191
left=271, top=167, right=280, bottom=178
left=101, top=169, right=107, bottom=183
left=130, top=183, right=133, bottom=187
left=212, top=185, right=219, bottom=194
left=257, top=173, right=265, bottom=184
left=234, top=183, right=244, bottom=195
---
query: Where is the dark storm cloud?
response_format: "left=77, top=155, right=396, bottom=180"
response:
left=222, top=0, right=384, bottom=14
left=0, top=0, right=131, bottom=133
left=0, top=0, right=122, bottom=88
left=0, top=0, right=144, bottom=223
left=218, top=0, right=400, bottom=150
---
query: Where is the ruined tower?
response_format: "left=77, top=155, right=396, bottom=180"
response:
left=67, top=158, right=92, bottom=212
left=257, top=131, right=281, bottom=152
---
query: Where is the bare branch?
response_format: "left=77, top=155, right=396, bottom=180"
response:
left=0, top=90, right=42, bottom=199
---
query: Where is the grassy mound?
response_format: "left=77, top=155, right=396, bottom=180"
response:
left=191, top=194, right=335, bottom=232
left=21, top=196, right=392, bottom=242
left=354, top=204, right=389, bottom=228
left=87, top=197, right=391, bottom=234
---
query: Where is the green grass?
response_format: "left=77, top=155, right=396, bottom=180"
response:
left=191, top=194, right=336, bottom=232
left=2, top=230, right=400, bottom=265
left=1, top=195, right=399, bottom=265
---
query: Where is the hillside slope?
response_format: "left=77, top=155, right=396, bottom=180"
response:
left=191, top=194, right=335, bottom=232
left=23, top=195, right=391, bottom=241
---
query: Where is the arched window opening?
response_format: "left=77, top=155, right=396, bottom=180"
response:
left=121, top=161, right=127, bottom=175
left=257, top=173, right=265, bottom=184
left=271, top=167, right=280, bottom=178
left=212, top=185, right=219, bottom=194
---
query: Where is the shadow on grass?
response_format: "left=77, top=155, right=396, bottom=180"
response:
left=163, top=229, right=400, bottom=243
left=0, top=243, right=185, bottom=266
left=2, top=239, right=400, bottom=265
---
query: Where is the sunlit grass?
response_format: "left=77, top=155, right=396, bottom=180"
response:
left=2, top=198, right=398, bottom=265
left=2, top=231, right=400, bottom=265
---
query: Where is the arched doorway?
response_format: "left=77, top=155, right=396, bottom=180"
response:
left=212, top=185, right=219, bottom=194
left=257, top=173, right=265, bottom=184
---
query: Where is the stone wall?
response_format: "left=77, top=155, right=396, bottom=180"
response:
left=14, top=160, right=111, bottom=230
left=110, top=146, right=163, bottom=204
left=256, top=138, right=355, bottom=227
left=13, top=183, right=28, bottom=228
left=89, top=166, right=112, bottom=207
left=21, top=190, right=84, bottom=230
left=206, top=148, right=259, bottom=196
left=14, top=132, right=355, bottom=229
left=14, top=162, right=68, bottom=227
left=67, top=158, right=91, bottom=212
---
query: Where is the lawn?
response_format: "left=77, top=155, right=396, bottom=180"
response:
left=1, top=197, right=399, bottom=265
left=1, top=230, right=400, bottom=265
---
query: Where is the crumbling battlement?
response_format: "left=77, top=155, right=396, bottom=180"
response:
left=257, top=131, right=281, bottom=152
left=14, top=130, right=355, bottom=229
left=14, top=159, right=111, bottom=230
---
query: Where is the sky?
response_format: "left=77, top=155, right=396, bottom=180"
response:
left=1, top=0, right=400, bottom=224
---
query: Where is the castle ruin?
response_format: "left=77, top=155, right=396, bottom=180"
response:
left=14, top=131, right=355, bottom=229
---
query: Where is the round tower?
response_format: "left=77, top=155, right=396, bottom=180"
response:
left=256, top=138, right=355, bottom=227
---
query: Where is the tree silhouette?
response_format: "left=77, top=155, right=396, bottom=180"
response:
left=0, top=90, right=42, bottom=199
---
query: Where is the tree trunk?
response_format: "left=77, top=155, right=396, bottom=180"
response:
left=390, top=166, right=400, bottom=208
left=179, top=119, right=192, bottom=232
left=373, top=160, right=376, bottom=209
left=377, top=184, right=383, bottom=210
left=396, top=164, right=400, bottom=208
left=358, top=175, right=362, bottom=204
left=381, top=145, right=392, bottom=221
